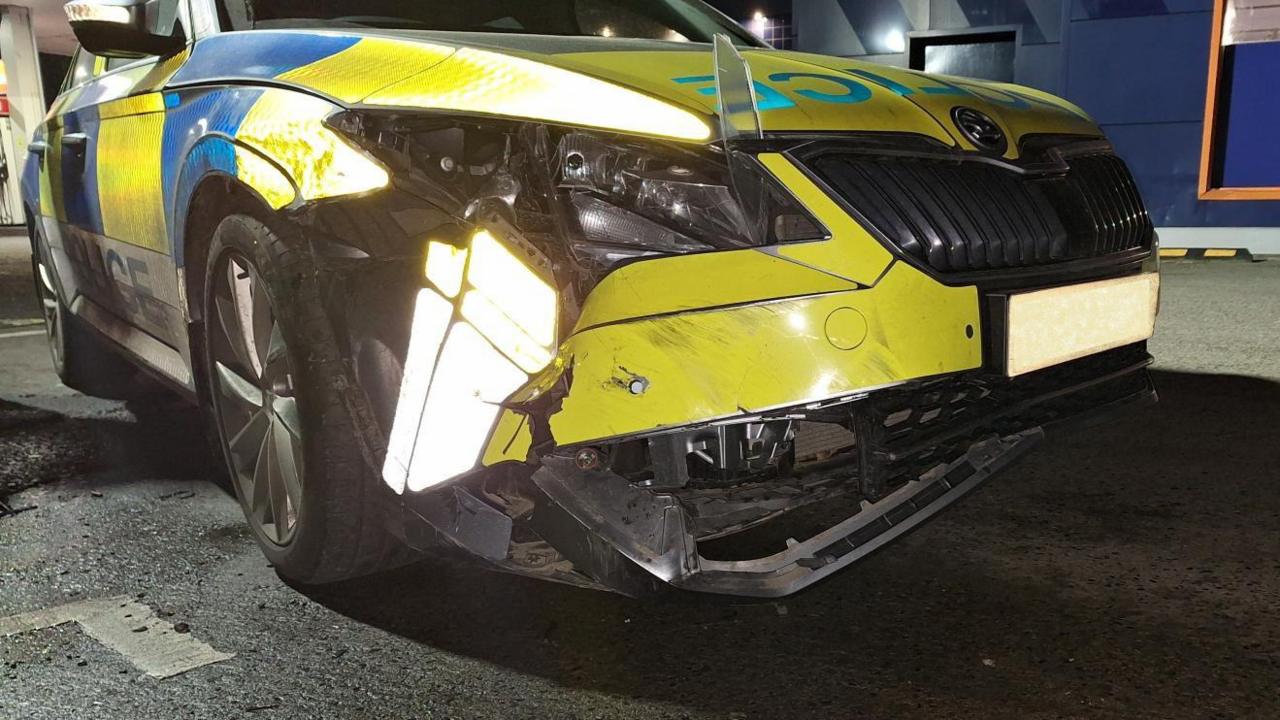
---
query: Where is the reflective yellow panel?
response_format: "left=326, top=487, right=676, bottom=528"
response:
left=132, top=49, right=191, bottom=94
left=277, top=37, right=457, bottom=104
left=365, top=47, right=711, bottom=142
left=97, top=92, right=165, bottom=120
left=236, top=89, right=389, bottom=202
left=382, top=289, right=454, bottom=494
left=234, top=146, right=297, bottom=210
left=552, top=50, right=955, bottom=143
left=425, top=241, right=467, bottom=299
left=482, top=410, right=534, bottom=467
left=407, top=322, right=528, bottom=492
left=460, top=290, right=555, bottom=374
left=467, top=230, right=557, bottom=347
left=97, top=107, right=167, bottom=250
left=38, top=149, right=56, bottom=218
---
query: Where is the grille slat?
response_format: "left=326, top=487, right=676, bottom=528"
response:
left=808, top=151, right=1154, bottom=275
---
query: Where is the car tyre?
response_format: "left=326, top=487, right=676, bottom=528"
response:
left=30, top=221, right=145, bottom=400
left=201, top=214, right=408, bottom=584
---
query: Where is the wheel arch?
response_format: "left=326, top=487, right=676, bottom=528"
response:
left=179, top=171, right=288, bottom=328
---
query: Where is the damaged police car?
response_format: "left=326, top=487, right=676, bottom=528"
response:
left=24, top=0, right=1159, bottom=597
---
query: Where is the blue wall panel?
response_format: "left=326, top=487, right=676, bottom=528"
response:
left=1065, top=7, right=1280, bottom=226
left=1219, top=42, right=1280, bottom=189
left=1014, top=42, right=1064, bottom=96
left=1070, top=0, right=1212, bottom=21
left=1065, top=11, right=1211, bottom=124
left=1103, top=123, right=1280, bottom=226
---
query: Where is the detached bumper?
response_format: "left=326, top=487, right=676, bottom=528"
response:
left=527, top=345, right=1155, bottom=598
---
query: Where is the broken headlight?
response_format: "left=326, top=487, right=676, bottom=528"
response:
left=554, top=132, right=826, bottom=268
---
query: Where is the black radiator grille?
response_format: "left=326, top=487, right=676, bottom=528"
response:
left=806, top=151, right=1154, bottom=274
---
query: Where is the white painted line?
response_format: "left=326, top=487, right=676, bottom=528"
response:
left=0, top=596, right=234, bottom=679
left=0, top=329, right=45, bottom=340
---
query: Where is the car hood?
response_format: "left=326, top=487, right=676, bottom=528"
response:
left=187, top=30, right=1100, bottom=158
left=546, top=45, right=1100, bottom=157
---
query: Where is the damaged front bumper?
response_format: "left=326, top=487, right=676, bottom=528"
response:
left=532, top=430, right=1042, bottom=598
left=384, top=328, right=1153, bottom=597
left=521, top=344, right=1154, bottom=597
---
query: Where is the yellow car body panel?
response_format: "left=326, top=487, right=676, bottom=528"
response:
left=546, top=259, right=981, bottom=447
left=363, top=44, right=713, bottom=141
left=96, top=100, right=168, bottom=251
left=483, top=410, right=535, bottom=467
left=276, top=37, right=458, bottom=104
left=148, top=32, right=1100, bottom=148
left=573, top=153, right=897, bottom=332
left=770, top=53, right=1099, bottom=158
left=573, top=249, right=860, bottom=332
left=548, top=50, right=958, bottom=143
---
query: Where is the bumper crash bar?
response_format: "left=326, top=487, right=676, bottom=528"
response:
left=531, top=428, right=1045, bottom=598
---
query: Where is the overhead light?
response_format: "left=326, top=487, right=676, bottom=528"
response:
left=65, top=1, right=131, bottom=25
left=883, top=29, right=907, bottom=53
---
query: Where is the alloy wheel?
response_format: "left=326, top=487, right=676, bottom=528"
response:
left=33, top=254, right=64, bottom=371
left=209, top=252, right=304, bottom=546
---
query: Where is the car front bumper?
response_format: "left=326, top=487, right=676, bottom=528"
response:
left=522, top=343, right=1155, bottom=597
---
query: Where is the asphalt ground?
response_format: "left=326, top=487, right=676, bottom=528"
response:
left=2, top=228, right=1278, bottom=719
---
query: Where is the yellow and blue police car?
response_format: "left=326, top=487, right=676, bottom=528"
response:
left=23, top=0, right=1160, bottom=596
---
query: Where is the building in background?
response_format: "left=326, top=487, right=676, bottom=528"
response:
left=710, top=0, right=1278, bottom=253
left=709, top=0, right=796, bottom=48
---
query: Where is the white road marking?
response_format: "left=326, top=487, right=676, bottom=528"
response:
left=0, top=596, right=234, bottom=679
left=0, top=329, right=46, bottom=340
left=0, top=318, right=43, bottom=328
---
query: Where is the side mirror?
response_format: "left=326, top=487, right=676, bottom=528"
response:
left=65, top=0, right=185, bottom=59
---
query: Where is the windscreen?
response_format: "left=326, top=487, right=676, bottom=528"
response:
left=217, top=0, right=763, bottom=46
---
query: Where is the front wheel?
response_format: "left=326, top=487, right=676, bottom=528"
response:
left=202, top=214, right=407, bottom=583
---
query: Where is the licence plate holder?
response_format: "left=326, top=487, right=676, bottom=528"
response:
left=991, top=273, right=1160, bottom=377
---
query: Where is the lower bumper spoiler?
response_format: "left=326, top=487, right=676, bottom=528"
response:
left=528, top=358, right=1156, bottom=598
left=531, top=429, right=1042, bottom=598
left=392, top=349, right=1155, bottom=598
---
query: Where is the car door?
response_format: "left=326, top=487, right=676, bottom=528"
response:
left=29, top=48, right=96, bottom=322
left=48, top=6, right=197, bottom=390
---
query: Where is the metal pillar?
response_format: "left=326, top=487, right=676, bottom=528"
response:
left=0, top=5, right=45, bottom=225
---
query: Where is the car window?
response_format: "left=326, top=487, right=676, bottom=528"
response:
left=214, top=0, right=761, bottom=46
left=105, top=55, right=155, bottom=72
left=576, top=0, right=689, bottom=41
left=63, top=48, right=96, bottom=92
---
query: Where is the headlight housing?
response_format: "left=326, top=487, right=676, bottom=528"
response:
left=553, top=132, right=827, bottom=269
